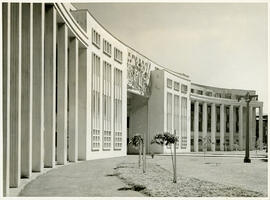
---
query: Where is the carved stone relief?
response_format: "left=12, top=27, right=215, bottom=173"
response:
left=127, top=51, right=151, bottom=96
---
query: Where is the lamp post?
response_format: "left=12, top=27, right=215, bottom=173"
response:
left=237, top=92, right=258, bottom=163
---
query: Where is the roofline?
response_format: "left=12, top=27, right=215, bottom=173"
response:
left=191, top=82, right=256, bottom=93
left=71, top=3, right=189, bottom=80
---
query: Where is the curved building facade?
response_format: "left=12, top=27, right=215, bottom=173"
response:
left=2, top=3, right=264, bottom=196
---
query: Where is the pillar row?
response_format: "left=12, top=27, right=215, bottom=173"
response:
left=252, top=107, right=256, bottom=150
left=220, top=104, right=225, bottom=151
left=44, top=5, right=57, bottom=168
left=78, top=47, right=88, bottom=160
left=68, top=38, right=79, bottom=162
left=21, top=3, right=33, bottom=178
left=229, top=105, right=234, bottom=151
left=211, top=103, right=216, bottom=151
left=202, top=102, right=207, bottom=151
left=238, top=105, right=243, bottom=150
left=259, top=106, right=263, bottom=150
left=194, top=101, right=199, bottom=152
left=248, top=106, right=253, bottom=150
left=32, top=3, right=45, bottom=172
left=9, top=3, right=22, bottom=188
left=56, top=23, right=68, bottom=165
left=3, top=2, right=11, bottom=196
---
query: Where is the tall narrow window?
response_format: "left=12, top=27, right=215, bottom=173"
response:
left=92, top=53, right=101, bottom=150
left=114, top=48, right=123, bottom=63
left=181, top=97, right=187, bottom=149
left=114, top=68, right=122, bottom=150
left=103, top=39, right=111, bottom=57
left=103, top=61, right=112, bottom=150
left=181, top=84, right=188, bottom=94
left=174, top=95, right=180, bottom=148
left=167, top=92, right=172, bottom=133
left=92, top=28, right=100, bottom=48
left=167, top=78, right=172, bottom=89
left=174, top=82, right=180, bottom=91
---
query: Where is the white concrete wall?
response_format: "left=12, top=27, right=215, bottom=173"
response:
left=148, top=70, right=165, bottom=154
left=85, top=10, right=127, bottom=160
left=163, top=70, right=191, bottom=153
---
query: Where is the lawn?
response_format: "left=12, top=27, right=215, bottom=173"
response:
left=114, top=157, right=265, bottom=197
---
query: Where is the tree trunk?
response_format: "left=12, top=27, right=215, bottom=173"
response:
left=138, top=143, right=141, bottom=167
left=143, top=134, right=146, bottom=173
left=170, top=144, right=176, bottom=183
left=173, top=142, right=177, bottom=183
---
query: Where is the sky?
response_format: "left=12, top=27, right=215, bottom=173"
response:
left=75, top=3, right=268, bottom=114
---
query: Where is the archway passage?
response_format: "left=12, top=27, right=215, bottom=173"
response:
left=127, top=92, right=149, bottom=154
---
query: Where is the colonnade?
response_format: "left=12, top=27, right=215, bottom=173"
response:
left=192, top=98, right=263, bottom=152
left=2, top=3, right=89, bottom=196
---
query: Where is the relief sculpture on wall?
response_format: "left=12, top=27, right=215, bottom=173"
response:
left=127, top=51, right=151, bottom=96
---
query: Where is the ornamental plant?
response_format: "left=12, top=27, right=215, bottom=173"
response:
left=151, top=131, right=178, bottom=183
left=129, top=134, right=146, bottom=172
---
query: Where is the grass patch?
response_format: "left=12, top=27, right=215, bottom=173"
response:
left=115, top=162, right=264, bottom=197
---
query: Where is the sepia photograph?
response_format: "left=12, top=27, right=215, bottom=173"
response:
left=1, top=1, right=268, bottom=198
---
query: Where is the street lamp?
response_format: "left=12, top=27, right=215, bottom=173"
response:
left=237, top=92, right=258, bottom=163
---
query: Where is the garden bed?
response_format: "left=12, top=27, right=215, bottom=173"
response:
left=114, top=162, right=264, bottom=197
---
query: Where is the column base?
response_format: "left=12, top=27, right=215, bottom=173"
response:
left=244, top=157, right=251, bottom=163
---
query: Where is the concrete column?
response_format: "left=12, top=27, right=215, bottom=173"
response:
left=229, top=105, right=234, bottom=151
left=32, top=3, right=44, bottom=172
left=248, top=106, right=253, bottom=150
left=220, top=104, right=225, bottom=151
left=9, top=3, right=22, bottom=187
left=202, top=102, right=207, bottom=151
left=253, top=107, right=256, bottom=150
left=56, top=24, right=68, bottom=165
left=211, top=103, right=216, bottom=151
left=238, top=105, right=243, bottom=150
left=68, top=38, right=79, bottom=162
left=3, top=2, right=11, bottom=195
left=259, top=106, right=263, bottom=150
left=194, top=101, right=199, bottom=152
left=78, top=48, right=88, bottom=160
left=21, top=3, right=33, bottom=178
left=44, top=5, right=56, bottom=168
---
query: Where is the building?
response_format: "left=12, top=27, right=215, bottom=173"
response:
left=256, top=115, right=268, bottom=149
left=2, top=3, right=265, bottom=196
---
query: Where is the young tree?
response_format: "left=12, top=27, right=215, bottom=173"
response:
left=255, top=139, right=260, bottom=156
left=233, top=143, right=240, bottom=151
left=129, top=134, right=143, bottom=168
left=151, top=131, right=178, bottom=183
left=201, top=136, right=212, bottom=161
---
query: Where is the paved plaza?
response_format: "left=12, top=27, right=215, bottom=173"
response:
left=19, top=153, right=267, bottom=197
left=152, top=153, right=268, bottom=195
left=19, top=156, right=143, bottom=197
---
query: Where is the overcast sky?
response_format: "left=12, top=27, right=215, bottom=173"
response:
left=75, top=3, right=268, bottom=114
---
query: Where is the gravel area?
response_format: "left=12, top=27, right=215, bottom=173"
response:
left=115, top=161, right=264, bottom=197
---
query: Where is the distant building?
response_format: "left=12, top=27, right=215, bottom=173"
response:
left=256, top=115, right=268, bottom=149
left=2, top=3, right=265, bottom=196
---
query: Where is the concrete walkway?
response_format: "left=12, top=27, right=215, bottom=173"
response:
left=19, top=156, right=144, bottom=197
